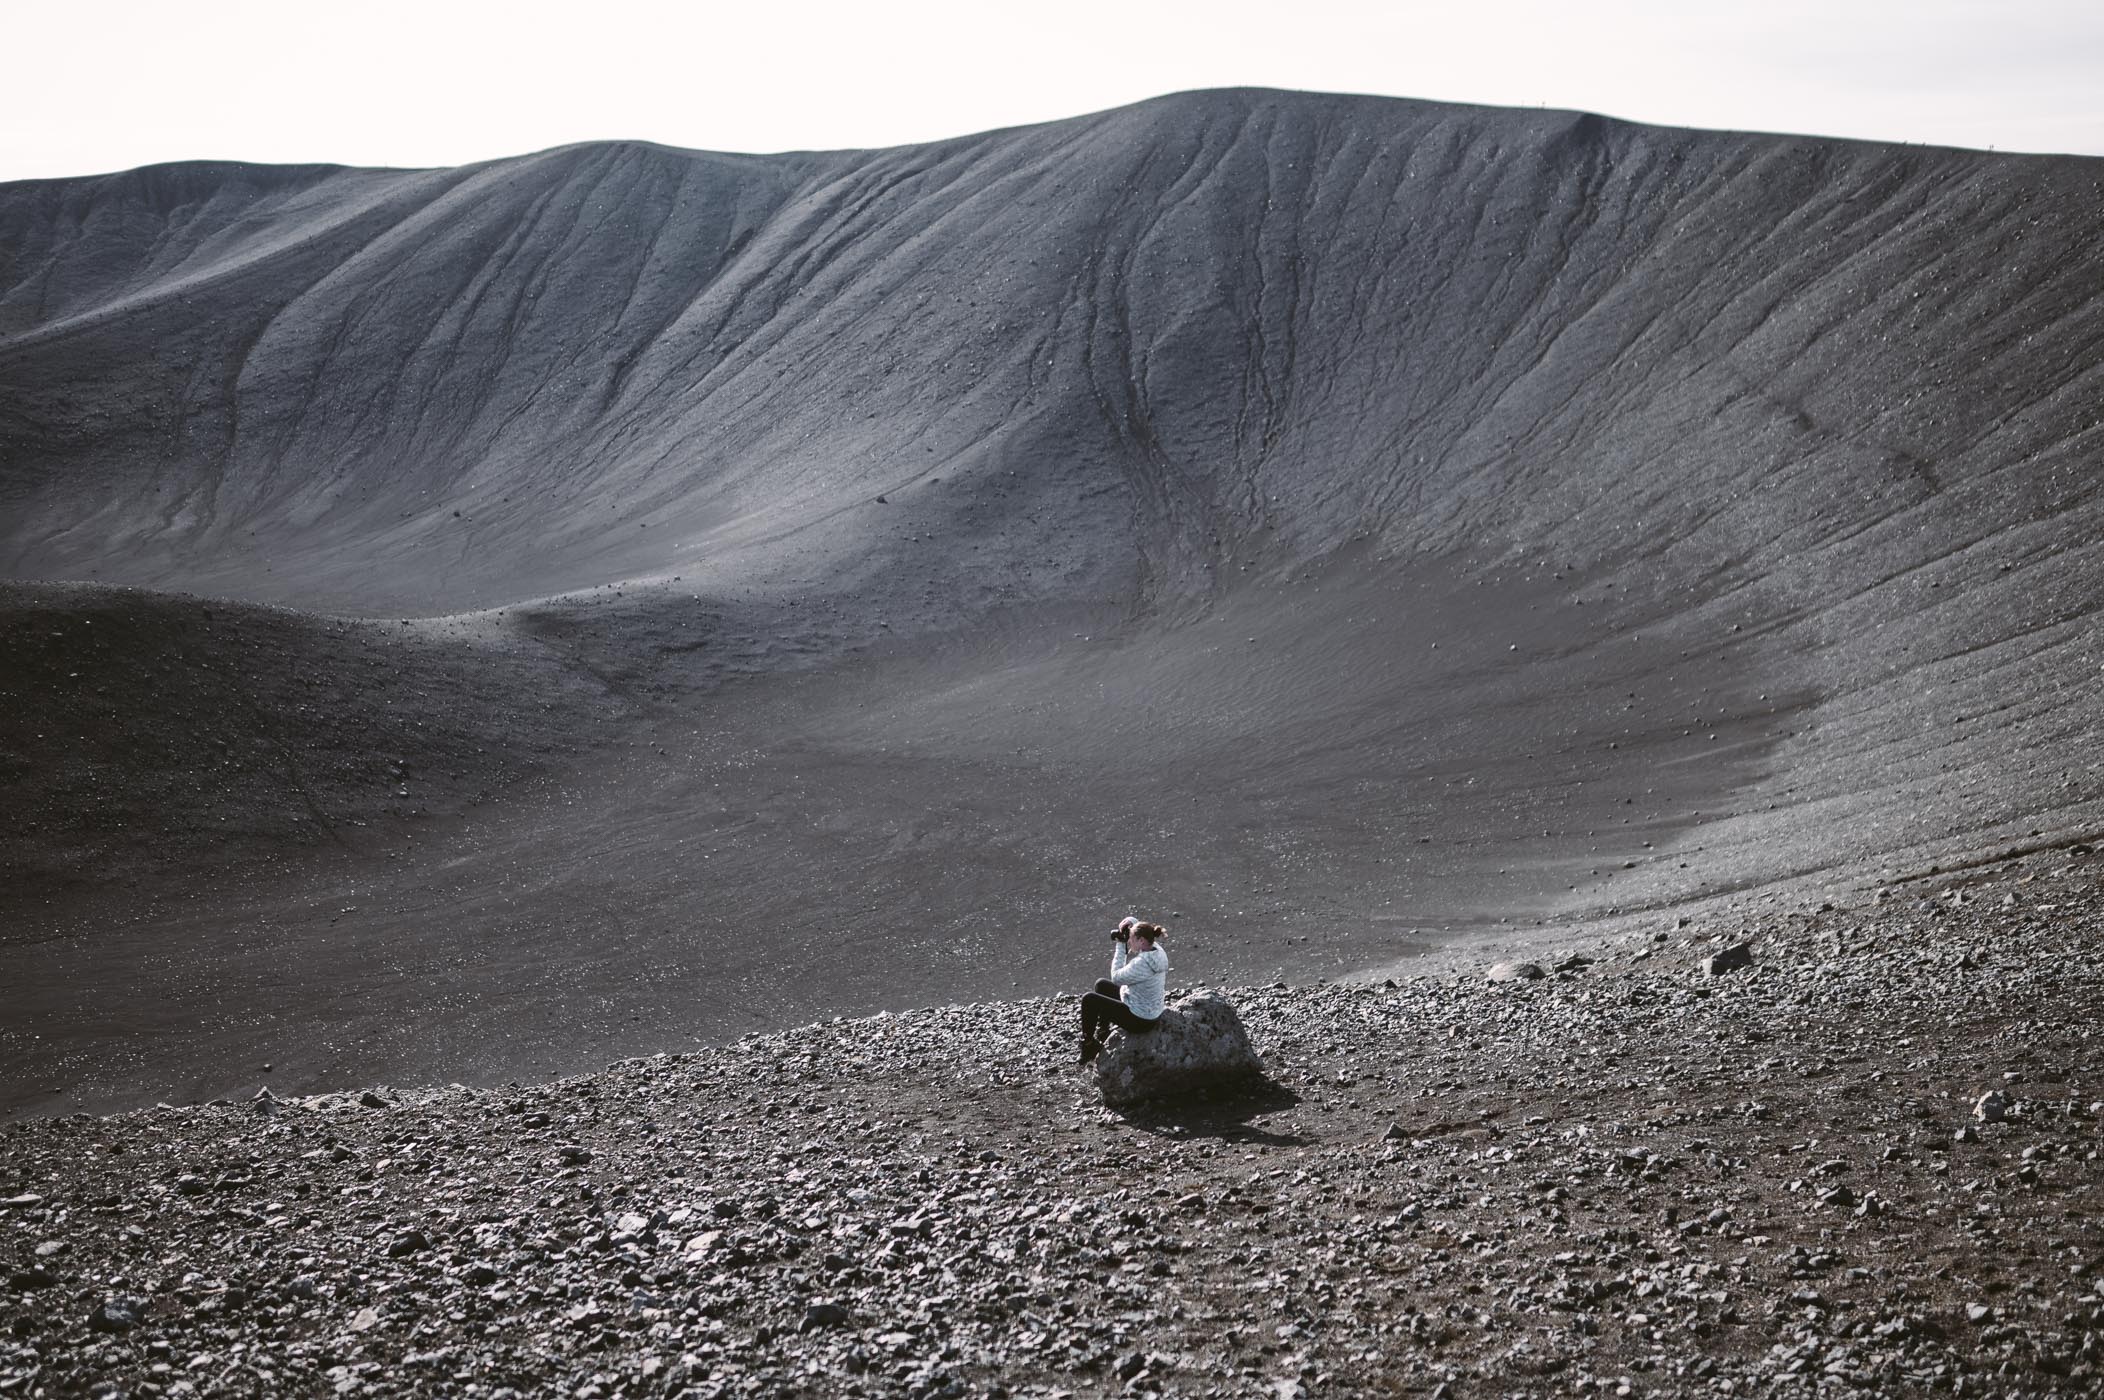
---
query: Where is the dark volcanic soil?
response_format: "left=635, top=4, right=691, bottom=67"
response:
left=2, top=88, right=2102, bottom=1116
left=1, top=557, right=1809, bottom=1119
left=3, top=851, right=2099, bottom=1398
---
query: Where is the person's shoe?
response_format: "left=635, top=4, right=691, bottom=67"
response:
left=1079, top=1037, right=1103, bottom=1065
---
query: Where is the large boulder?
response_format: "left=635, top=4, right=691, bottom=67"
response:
left=1092, top=993, right=1266, bottom=1108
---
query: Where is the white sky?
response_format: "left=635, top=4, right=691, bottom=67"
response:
left=7, top=0, right=2102, bottom=180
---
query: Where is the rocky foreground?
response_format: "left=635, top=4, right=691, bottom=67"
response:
left=4, top=850, right=2100, bottom=1399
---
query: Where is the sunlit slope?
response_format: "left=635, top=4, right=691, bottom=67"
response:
left=3, top=90, right=2097, bottom=615
left=2, top=87, right=2101, bottom=908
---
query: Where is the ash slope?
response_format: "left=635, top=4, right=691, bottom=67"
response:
left=2, top=856, right=2100, bottom=1399
left=2, top=90, right=2103, bottom=1114
left=8, top=92, right=2104, bottom=620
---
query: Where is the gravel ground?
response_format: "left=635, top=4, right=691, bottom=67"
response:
left=3, top=847, right=2099, bottom=1399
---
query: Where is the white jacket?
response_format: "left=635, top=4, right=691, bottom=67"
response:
left=1109, top=943, right=1169, bottom=1020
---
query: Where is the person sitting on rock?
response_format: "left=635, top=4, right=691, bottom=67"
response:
left=1079, top=917, right=1168, bottom=1063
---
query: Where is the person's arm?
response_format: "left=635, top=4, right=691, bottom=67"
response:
left=1108, top=948, right=1159, bottom=986
left=1110, top=940, right=1129, bottom=977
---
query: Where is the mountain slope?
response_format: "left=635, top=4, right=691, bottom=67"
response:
left=1, top=89, right=2100, bottom=1114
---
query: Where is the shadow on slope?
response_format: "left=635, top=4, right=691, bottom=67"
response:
left=0, top=584, right=610, bottom=911
left=1, top=550, right=1810, bottom=1118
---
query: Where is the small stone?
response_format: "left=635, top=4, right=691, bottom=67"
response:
left=386, top=1229, right=430, bottom=1258
left=1972, top=1091, right=2009, bottom=1123
left=463, top=1262, right=501, bottom=1286
left=1, top=1193, right=44, bottom=1210
left=558, top=1145, right=594, bottom=1166
left=357, top=1091, right=390, bottom=1109
left=1965, top=1302, right=1991, bottom=1323
left=801, top=1300, right=852, bottom=1332
left=174, top=1175, right=207, bottom=1196
left=350, top=1306, right=383, bottom=1331
left=88, top=1296, right=145, bottom=1332
left=1703, top=943, right=1755, bottom=976
left=1486, top=961, right=1547, bottom=983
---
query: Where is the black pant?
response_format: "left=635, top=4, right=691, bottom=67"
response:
left=1080, top=980, right=1160, bottom=1042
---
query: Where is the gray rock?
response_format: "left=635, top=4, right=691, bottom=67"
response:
left=357, top=1090, right=391, bottom=1109
left=1703, top=943, right=1756, bottom=976
left=88, top=1296, right=145, bottom=1332
left=1487, top=961, right=1547, bottom=983
left=1973, top=1090, right=2010, bottom=1122
left=801, top=1300, right=852, bottom=1331
left=1091, top=993, right=1266, bottom=1108
left=0, top=1193, right=44, bottom=1210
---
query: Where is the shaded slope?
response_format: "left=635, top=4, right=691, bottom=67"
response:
left=0, top=583, right=610, bottom=906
